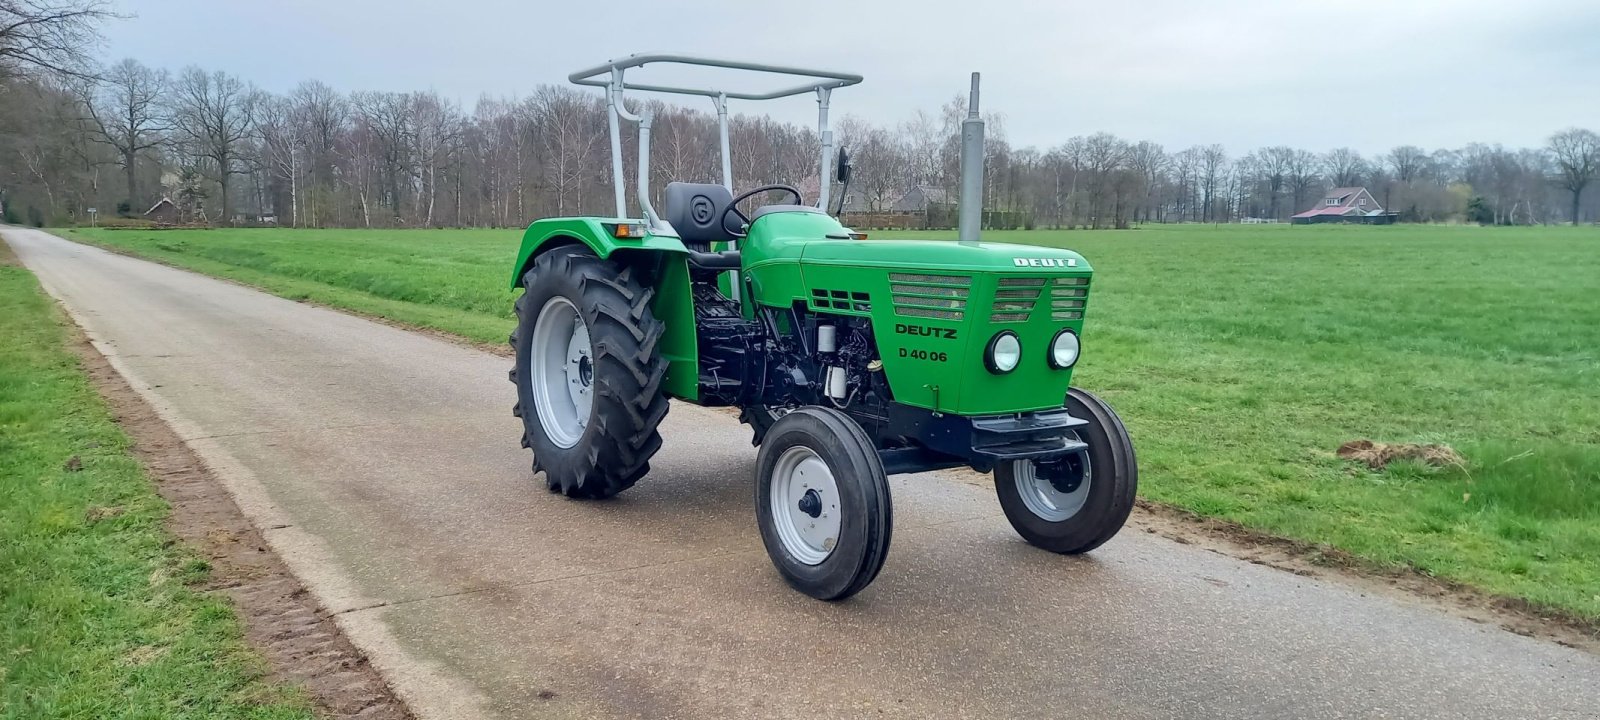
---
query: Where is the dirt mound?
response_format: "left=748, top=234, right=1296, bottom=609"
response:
left=1337, top=439, right=1465, bottom=470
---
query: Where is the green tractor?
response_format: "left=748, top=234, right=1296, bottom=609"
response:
left=509, top=55, right=1136, bottom=600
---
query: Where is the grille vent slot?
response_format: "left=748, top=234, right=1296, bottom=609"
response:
left=990, top=279, right=1043, bottom=323
left=810, top=288, right=871, bottom=313
left=890, top=272, right=971, bottom=321
left=1050, top=276, right=1091, bottom=321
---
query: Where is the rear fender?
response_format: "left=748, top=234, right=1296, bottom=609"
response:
left=511, top=218, right=699, bottom=402
left=509, top=217, right=690, bottom=288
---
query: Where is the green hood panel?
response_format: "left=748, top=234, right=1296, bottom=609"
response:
left=800, top=238, right=1090, bottom=274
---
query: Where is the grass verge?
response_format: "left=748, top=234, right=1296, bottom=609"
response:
left=57, top=224, right=1600, bottom=627
left=0, top=242, right=315, bottom=719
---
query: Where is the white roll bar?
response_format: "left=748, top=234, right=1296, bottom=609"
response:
left=570, top=53, right=864, bottom=231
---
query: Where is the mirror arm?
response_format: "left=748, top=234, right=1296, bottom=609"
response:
left=831, top=146, right=852, bottom=218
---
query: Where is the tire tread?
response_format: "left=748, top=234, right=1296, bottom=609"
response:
left=511, top=249, right=670, bottom=499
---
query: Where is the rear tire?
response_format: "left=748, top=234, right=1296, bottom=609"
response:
left=994, top=387, right=1137, bottom=553
left=510, top=248, right=669, bottom=499
left=755, top=407, right=892, bottom=601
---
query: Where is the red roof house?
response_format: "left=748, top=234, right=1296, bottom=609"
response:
left=1291, top=187, right=1390, bottom=224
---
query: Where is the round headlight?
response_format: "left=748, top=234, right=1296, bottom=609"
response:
left=986, top=331, right=1021, bottom=374
left=1049, top=329, right=1080, bottom=369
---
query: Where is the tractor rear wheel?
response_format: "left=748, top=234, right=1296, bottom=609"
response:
left=994, top=387, right=1137, bottom=553
left=755, top=406, right=892, bottom=601
left=510, top=248, right=669, bottom=499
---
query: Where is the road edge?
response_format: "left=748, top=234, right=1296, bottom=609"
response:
left=1128, top=500, right=1600, bottom=652
left=4, top=228, right=495, bottom=720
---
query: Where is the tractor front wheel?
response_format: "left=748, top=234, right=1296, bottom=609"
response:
left=994, top=387, right=1137, bottom=553
left=755, top=406, right=892, bottom=601
left=511, top=248, right=669, bottom=499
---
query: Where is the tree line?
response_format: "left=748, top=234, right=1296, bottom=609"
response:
left=2, top=6, right=1597, bottom=229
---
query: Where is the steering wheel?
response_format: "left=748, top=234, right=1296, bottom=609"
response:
left=720, top=184, right=804, bottom=238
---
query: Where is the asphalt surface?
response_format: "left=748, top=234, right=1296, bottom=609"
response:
left=7, top=226, right=1599, bottom=720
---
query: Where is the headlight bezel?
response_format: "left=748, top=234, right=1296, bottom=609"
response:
left=1048, top=328, right=1080, bottom=369
left=985, top=331, right=1022, bottom=374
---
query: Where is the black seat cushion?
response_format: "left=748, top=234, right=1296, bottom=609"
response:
left=664, top=182, right=740, bottom=247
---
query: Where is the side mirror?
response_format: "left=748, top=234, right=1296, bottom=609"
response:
left=836, top=147, right=852, bottom=183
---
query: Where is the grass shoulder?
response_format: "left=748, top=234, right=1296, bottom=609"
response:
left=0, top=244, right=316, bottom=719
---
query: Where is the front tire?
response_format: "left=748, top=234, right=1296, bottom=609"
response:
left=755, top=407, right=892, bottom=601
left=511, top=248, right=669, bottom=499
left=995, top=387, right=1137, bottom=553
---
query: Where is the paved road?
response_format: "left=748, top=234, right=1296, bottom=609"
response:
left=7, top=227, right=1598, bottom=720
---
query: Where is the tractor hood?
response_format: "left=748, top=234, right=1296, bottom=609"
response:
left=739, top=213, right=1098, bottom=415
left=792, top=238, right=1096, bottom=416
left=799, top=238, right=1091, bottom=274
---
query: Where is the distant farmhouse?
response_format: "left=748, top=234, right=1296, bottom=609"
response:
left=890, top=186, right=949, bottom=213
left=1292, top=187, right=1397, bottom=225
left=144, top=198, right=178, bottom=224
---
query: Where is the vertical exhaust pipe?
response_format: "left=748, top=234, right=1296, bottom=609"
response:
left=957, top=72, right=985, bottom=245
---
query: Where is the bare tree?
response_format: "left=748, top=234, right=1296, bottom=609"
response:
left=1322, top=148, right=1367, bottom=188
left=340, top=114, right=381, bottom=227
left=80, top=57, right=165, bottom=210
left=654, top=105, right=711, bottom=193
left=1170, top=147, right=1198, bottom=221
left=1042, top=141, right=1082, bottom=228
left=1548, top=128, right=1599, bottom=225
left=1284, top=148, right=1321, bottom=216
left=409, top=91, right=462, bottom=226
left=1199, top=144, right=1227, bottom=222
left=1375, top=145, right=1425, bottom=215
left=0, top=0, right=111, bottom=79
left=1126, top=141, right=1167, bottom=223
left=288, top=79, right=347, bottom=224
left=254, top=95, right=302, bottom=224
left=351, top=90, right=415, bottom=223
left=1386, top=145, right=1427, bottom=182
left=842, top=120, right=907, bottom=211
left=169, top=67, right=257, bottom=224
left=1257, top=146, right=1295, bottom=218
left=1080, top=133, right=1129, bottom=228
left=528, top=86, right=600, bottom=217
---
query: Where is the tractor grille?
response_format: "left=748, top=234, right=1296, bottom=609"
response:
left=1049, top=276, right=1090, bottom=321
left=991, top=277, right=1047, bottom=323
left=889, top=272, right=970, bottom=321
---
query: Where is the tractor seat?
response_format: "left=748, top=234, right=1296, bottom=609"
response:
left=664, top=182, right=739, bottom=249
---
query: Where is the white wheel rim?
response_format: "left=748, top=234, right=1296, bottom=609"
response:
left=770, top=446, right=841, bottom=565
left=1013, top=452, right=1091, bottom=522
left=530, top=296, right=592, bottom=449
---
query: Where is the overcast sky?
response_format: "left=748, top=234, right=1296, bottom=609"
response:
left=99, top=0, right=1599, bottom=156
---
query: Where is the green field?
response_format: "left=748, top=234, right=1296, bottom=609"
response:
left=58, top=224, right=1600, bottom=622
left=0, top=249, right=313, bottom=718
